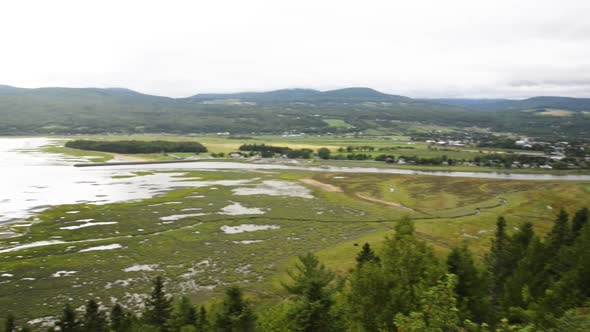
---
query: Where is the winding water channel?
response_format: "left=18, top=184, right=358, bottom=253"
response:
left=2, top=137, right=589, bottom=224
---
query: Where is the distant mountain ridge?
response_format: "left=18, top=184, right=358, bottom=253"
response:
left=2, top=84, right=589, bottom=108
left=189, top=87, right=411, bottom=103
left=189, top=88, right=322, bottom=101
left=0, top=84, right=589, bottom=140
left=426, top=96, right=590, bottom=111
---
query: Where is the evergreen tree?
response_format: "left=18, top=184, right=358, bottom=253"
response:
left=392, top=312, right=428, bottom=332
left=384, top=218, right=443, bottom=316
left=4, top=313, right=15, bottom=332
left=485, top=216, right=512, bottom=318
left=214, top=286, right=255, bottom=332
left=447, top=244, right=491, bottom=323
left=355, top=242, right=380, bottom=267
left=554, top=305, right=590, bottom=331
left=347, top=217, right=443, bottom=331
left=168, top=296, right=197, bottom=331
left=506, top=222, right=534, bottom=265
left=81, top=299, right=107, bottom=332
left=56, top=303, right=80, bottom=332
left=487, top=217, right=509, bottom=279
left=254, top=302, right=291, bottom=332
left=394, top=274, right=461, bottom=331
left=503, top=236, right=549, bottom=309
left=111, top=304, right=131, bottom=332
left=144, top=276, right=173, bottom=332
left=499, top=222, right=536, bottom=309
left=571, top=207, right=589, bottom=241
left=545, top=209, right=573, bottom=282
left=346, top=260, right=389, bottom=331
left=196, top=306, right=209, bottom=332
left=547, top=209, right=571, bottom=252
left=420, top=274, right=461, bottom=330
left=542, top=219, right=590, bottom=317
left=283, top=253, right=337, bottom=332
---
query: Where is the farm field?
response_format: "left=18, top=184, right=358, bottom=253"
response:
left=323, top=118, right=355, bottom=128
left=1, top=162, right=589, bottom=326
left=42, top=134, right=573, bottom=174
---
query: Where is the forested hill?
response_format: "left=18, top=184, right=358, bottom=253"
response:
left=426, top=96, right=590, bottom=111
left=189, top=87, right=413, bottom=103
left=1, top=85, right=589, bottom=141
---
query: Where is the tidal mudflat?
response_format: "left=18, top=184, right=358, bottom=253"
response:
left=2, top=138, right=590, bottom=327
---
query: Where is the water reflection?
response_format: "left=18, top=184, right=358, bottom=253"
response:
left=1, top=137, right=589, bottom=224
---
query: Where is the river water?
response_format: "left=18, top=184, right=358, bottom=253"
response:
left=1, top=137, right=589, bottom=224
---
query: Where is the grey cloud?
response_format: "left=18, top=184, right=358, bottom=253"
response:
left=508, top=80, right=590, bottom=88
left=0, top=0, right=588, bottom=99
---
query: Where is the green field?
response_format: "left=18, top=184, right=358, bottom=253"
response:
left=43, top=134, right=570, bottom=175
left=1, top=166, right=588, bottom=326
left=323, top=118, right=355, bottom=128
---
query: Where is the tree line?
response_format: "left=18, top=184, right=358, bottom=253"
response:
left=4, top=208, right=589, bottom=331
left=65, top=140, right=208, bottom=154
left=335, top=146, right=416, bottom=153
left=238, top=144, right=314, bottom=159
left=237, top=145, right=372, bottom=161
left=233, top=145, right=583, bottom=169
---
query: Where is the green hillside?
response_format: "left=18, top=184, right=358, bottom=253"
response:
left=1, top=85, right=589, bottom=141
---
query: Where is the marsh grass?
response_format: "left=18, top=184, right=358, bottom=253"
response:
left=1, top=169, right=589, bottom=323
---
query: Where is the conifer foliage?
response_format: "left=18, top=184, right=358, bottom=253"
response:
left=144, top=276, right=173, bottom=331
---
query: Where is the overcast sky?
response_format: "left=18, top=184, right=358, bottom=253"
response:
left=1, top=0, right=589, bottom=98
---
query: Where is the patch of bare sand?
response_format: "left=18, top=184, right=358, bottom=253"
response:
left=356, top=194, right=415, bottom=212
left=300, top=179, right=342, bottom=192
left=110, top=154, right=149, bottom=162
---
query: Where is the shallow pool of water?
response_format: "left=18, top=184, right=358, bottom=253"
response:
left=2, top=137, right=589, bottom=224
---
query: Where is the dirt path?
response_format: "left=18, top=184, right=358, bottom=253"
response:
left=299, top=179, right=343, bottom=192
left=356, top=194, right=415, bottom=212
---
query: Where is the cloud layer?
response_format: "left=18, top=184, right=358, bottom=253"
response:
left=1, top=0, right=589, bottom=98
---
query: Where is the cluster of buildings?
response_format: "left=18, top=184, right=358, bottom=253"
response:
left=425, top=140, right=466, bottom=147
left=514, top=138, right=546, bottom=149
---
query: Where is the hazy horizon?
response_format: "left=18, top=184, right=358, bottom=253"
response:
left=3, top=83, right=590, bottom=100
left=2, top=0, right=589, bottom=99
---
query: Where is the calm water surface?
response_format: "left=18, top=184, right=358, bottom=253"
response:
left=2, top=137, right=589, bottom=224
